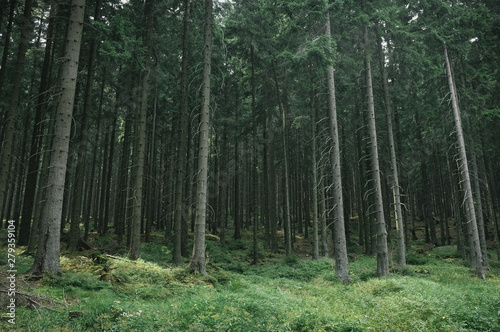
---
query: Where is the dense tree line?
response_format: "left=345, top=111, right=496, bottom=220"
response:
left=1, top=0, right=499, bottom=280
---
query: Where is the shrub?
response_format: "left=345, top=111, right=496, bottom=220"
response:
left=431, top=246, right=461, bottom=259
left=406, top=252, right=429, bottom=265
left=283, top=254, right=300, bottom=265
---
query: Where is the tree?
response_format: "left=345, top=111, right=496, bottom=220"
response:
left=325, top=10, right=349, bottom=283
left=364, top=26, right=390, bottom=277
left=68, top=0, right=102, bottom=252
left=172, top=0, right=191, bottom=264
left=189, top=0, right=213, bottom=275
left=375, top=25, right=406, bottom=267
left=128, top=0, right=154, bottom=261
left=444, top=45, right=485, bottom=279
left=311, top=81, right=320, bottom=260
left=29, top=0, right=86, bottom=276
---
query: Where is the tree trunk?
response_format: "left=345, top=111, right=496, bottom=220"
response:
left=172, top=0, right=191, bottom=263
left=376, top=26, right=406, bottom=267
left=68, top=0, right=101, bottom=252
left=272, top=61, right=292, bottom=256
left=319, top=166, right=329, bottom=257
left=251, top=46, right=258, bottom=265
left=470, top=148, right=489, bottom=266
left=129, top=0, right=153, bottom=260
left=29, top=0, right=86, bottom=276
left=444, top=45, right=485, bottom=279
left=311, top=92, right=320, bottom=260
left=326, top=12, right=349, bottom=282
left=364, top=27, right=389, bottom=277
left=189, top=0, right=212, bottom=275
left=234, top=139, right=241, bottom=240
left=128, top=69, right=149, bottom=260
left=267, top=116, right=278, bottom=253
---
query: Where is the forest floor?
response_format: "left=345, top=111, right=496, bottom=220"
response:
left=0, top=227, right=499, bottom=331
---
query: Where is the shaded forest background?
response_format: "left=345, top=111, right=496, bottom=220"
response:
left=1, top=0, right=500, bottom=280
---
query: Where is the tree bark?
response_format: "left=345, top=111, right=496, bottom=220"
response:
left=267, top=116, right=278, bottom=253
left=326, top=12, right=349, bottom=282
left=311, top=92, right=320, bottom=260
left=319, top=166, right=329, bottom=257
left=128, top=68, right=149, bottom=260
left=375, top=26, right=406, bottom=267
left=272, top=61, right=292, bottom=256
left=129, top=0, right=153, bottom=260
left=364, top=27, right=389, bottom=277
left=189, top=0, right=212, bottom=275
left=68, top=0, right=101, bottom=252
left=470, top=148, right=489, bottom=266
left=29, top=0, right=86, bottom=276
left=251, top=46, right=258, bottom=265
left=172, top=0, right=191, bottom=263
left=444, top=45, right=485, bottom=279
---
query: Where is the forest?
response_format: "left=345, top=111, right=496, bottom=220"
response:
left=1, top=0, right=500, bottom=330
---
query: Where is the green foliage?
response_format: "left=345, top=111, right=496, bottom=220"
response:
left=139, top=242, right=171, bottom=266
left=430, top=246, right=462, bottom=259
left=1, top=246, right=499, bottom=332
left=42, top=272, right=109, bottom=292
left=226, top=238, right=247, bottom=251
left=283, top=253, right=300, bottom=265
left=406, top=251, right=430, bottom=265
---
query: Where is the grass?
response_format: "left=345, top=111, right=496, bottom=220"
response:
left=1, top=231, right=499, bottom=331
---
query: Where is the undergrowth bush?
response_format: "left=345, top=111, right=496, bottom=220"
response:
left=43, top=272, right=108, bottom=291
left=406, top=251, right=429, bottom=265
left=431, top=245, right=462, bottom=259
left=2, top=234, right=499, bottom=332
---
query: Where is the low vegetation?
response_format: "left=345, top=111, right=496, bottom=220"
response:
left=1, top=231, right=499, bottom=331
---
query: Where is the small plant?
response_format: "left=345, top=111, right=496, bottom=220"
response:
left=283, top=253, right=300, bottom=265
left=406, top=252, right=429, bottom=265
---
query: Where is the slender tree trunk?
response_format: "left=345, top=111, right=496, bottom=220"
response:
left=311, top=86, right=320, bottom=260
left=319, top=166, right=329, bottom=257
left=129, top=0, right=153, bottom=260
left=267, top=115, right=278, bottom=253
left=326, top=12, right=349, bottom=282
left=234, top=139, right=241, bottom=240
left=104, top=106, right=117, bottom=234
left=364, top=27, right=389, bottom=277
left=68, top=0, right=101, bottom=252
left=172, top=0, right=191, bottom=263
left=145, top=94, right=157, bottom=243
left=470, top=149, right=489, bottom=266
left=189, top=0, right=212, bottom=275
left=262, top=123, right=270, bottom=248
left=376, top=26, right=406, bottom=267
left=29, top=0, right=86, bottom=276
left=251, top=46, right=258, bottom=265
left=128, top=69, right=149, bottom=260
left=444, top=46, right=485, bottom=279
left=272, top=61, right=292, bottom=256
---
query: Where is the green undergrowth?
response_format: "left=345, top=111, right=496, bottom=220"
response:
left=1, top=237, right=499, bottom=331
